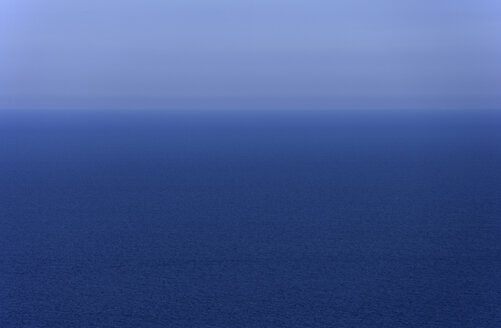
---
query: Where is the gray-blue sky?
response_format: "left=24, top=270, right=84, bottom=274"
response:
left=1, top=0, right=500, bottom=110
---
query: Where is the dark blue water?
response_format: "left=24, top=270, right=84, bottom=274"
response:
left=1, top=110, right=500, bottom=327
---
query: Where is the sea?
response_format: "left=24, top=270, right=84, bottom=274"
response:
left=1, top=109, right=500, bottom=327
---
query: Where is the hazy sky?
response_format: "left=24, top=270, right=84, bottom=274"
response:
left=1, top=0, right=500, bottom=110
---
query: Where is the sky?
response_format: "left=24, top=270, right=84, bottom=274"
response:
left=1, top=0, right=500, bottom=110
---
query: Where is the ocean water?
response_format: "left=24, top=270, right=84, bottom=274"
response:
left=1, top=110, right=500, bottom=327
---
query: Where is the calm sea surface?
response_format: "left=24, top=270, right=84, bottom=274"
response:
left=1, top=110, right=500, bottom=327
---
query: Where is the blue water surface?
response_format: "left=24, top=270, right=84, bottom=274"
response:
left=1, top=110, right=500, bottom=327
